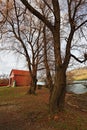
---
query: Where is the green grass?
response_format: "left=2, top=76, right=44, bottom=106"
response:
left=0, top=87, right=27, bottom=99
left=0, top=87, right=29, bottom=107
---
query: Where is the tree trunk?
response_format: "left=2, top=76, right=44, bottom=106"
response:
left=28, top=75, right=37, bottom=94
left=43, top=25, right=53, bottom=93
left=49, top=68, right=66, bottom=114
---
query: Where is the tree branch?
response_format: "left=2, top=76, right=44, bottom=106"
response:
left=71, top=54, right=87, bottom=63
left=42, top=0, right=53, bottom=13
left=75, top=20, right=87, bottom=31
left=20, top=0, right=53, bottom=31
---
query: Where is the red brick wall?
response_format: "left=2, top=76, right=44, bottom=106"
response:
left=14, top=75, right=31, bottom=86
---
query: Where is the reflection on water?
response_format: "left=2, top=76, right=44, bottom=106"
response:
left=66, top=84, right=87, bottom=94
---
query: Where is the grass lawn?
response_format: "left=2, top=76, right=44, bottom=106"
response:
left=0, top=86, right=87, bottom=130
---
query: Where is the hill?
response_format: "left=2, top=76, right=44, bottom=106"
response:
left=67, top=67, right=87, bottom=81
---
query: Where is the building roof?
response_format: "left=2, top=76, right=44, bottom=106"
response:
left=10, top=69, right=30, bottom=76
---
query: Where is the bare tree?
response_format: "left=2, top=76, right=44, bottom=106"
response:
left=20, top=0, right=87, bottom=114
left=0, top=0, right=43, bottom=94
left=42, top=25, right=54, bottom=96
left=1, top=0, right=87, bottom=114
left=38, top=1, right=54, bottom=94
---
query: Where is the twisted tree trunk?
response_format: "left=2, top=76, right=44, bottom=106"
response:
left=49, top=68, right=66, bottom=114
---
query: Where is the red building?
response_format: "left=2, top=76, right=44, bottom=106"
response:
left=9, top=69, right=31, bottom=87
left=0, top=79, right=9, bottom=87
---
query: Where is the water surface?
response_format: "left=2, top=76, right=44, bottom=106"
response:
left=66, top=84, right=87, bottom=94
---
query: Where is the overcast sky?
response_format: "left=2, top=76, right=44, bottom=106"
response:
left=0, top=0, right=87, bottom=75
left=0, top=51, right=28, bottom=75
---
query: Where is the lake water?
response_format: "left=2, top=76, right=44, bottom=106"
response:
left=37, top=82, right=87, bottom=94
left=66, top=84, right=87, bottom=94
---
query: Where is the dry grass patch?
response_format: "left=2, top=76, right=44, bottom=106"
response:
left=0, top=86, right=87, bottom=130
